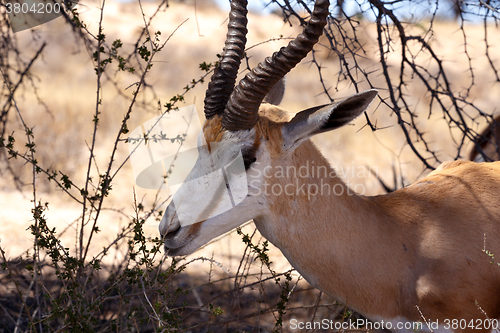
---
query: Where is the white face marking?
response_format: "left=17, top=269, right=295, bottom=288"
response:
left=159, top=128, right=269, bottom=256
left=169, top=139, right=246, bottom=227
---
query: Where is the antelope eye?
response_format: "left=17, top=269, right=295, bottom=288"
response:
left=243, top=156, right=257, bottom=170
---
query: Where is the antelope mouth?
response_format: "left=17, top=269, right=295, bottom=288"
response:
left=161, top=223, right=183, bottom=253
left=164, top=227, right=180, bottom=241
left=164, top=234, right=194, bottom=257
left=163, top=230, right=188, bottom=256
left=163, top=220, right=204, bottom=256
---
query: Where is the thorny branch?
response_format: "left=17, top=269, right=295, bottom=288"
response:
left=1, top=0, right=500, bottom=330
left=271, top=0, right=500, bottom=170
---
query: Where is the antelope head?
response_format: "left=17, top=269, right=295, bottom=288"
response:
left=159, top=0, right=377, bottom=256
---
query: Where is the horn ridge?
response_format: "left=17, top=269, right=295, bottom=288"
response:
left=222, top=0, right=330, bottom=131
left=204, top=0, right=248, bottom=119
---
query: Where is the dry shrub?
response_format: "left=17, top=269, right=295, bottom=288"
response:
left=1, top=0, right=500, bottom=331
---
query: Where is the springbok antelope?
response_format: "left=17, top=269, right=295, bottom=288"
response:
left=159, top=0, right=500, bottom=329
left=470, top=115, right=500, bottom=162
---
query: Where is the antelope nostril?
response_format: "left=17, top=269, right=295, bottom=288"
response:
left=160, top=220, right=178, bottom=239
left=160, top=202, right=180, bottom=237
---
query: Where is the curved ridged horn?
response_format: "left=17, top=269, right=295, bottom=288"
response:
left=222, top=0, right=330, bottom=131
left=204, top=0, right=248, bottom=119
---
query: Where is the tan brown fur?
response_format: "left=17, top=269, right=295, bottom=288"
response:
left=202, top=105, right=290, bottom=156
left=203, top=115, right=226, bottom=151
left=165, top=102, right=500, bottom=329
left=248, top=106, right=500, bottom=327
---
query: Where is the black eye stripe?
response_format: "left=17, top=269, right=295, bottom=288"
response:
left=242, top=149, right=257, bottom=170
left=243, top=156, right=257, bottom=169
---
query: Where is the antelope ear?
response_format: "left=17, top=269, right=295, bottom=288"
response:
left=263, top=78, right=286, bottom=106
left=282, top=90, right=378, bottom=151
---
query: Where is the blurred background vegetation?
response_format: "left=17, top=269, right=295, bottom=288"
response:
left=0, top=0, right=499, bottom=331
